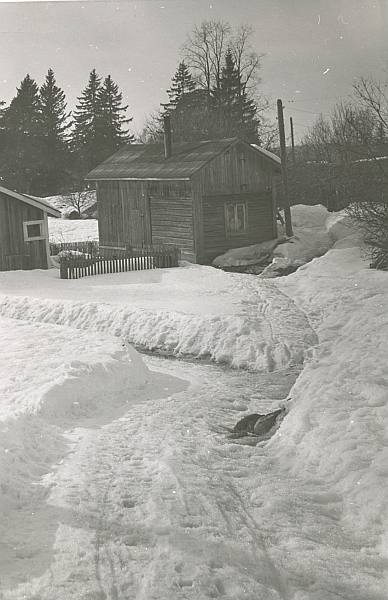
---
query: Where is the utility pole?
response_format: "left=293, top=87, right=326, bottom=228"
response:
left=277, top=98, right=293, bottom=237
left=290, top=116, right=296, bottom=166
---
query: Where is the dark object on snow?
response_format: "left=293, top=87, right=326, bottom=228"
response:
left=233, top=413, right=264, bottom=434
left=273, top=264, right=299, bottom=277
left=232, top=407, right=286, bottom=437
left=252, top=408, right=285, bottom=435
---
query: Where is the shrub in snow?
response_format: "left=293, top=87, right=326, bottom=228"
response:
left=346, top=200, right=388, bottom=269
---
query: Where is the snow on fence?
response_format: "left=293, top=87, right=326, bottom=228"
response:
left=50, top=240, right=99, bottom=258
left=57, top=242, right=180, bottom=279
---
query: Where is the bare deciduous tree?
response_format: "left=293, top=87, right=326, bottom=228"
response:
left=299, top=85, right=388, bottom=269
left=353, top=76, right=388, bottom=135
left=138, top=111, right=164, bottom=143
left=230, top=25, right=263, bottom=96
left=182, top=20, right=231, bottom=96
left=64, top=189, right=93, bottom=218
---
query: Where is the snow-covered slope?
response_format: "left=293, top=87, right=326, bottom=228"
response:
left=0, top=316, right=186, bottom=592
left=270, top=247, right=388, bottom=564
left=1, top=220, right=388, bottom=598
left=48, top=216, right=98, bottom=243
left=0, top=266, right=316, bottom=372
left=44, top=191, right=96, bottom=218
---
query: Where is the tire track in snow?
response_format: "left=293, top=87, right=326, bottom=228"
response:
left=3, top=356, right=384, bottom=599
left=2, top=360, right=294, bottom=600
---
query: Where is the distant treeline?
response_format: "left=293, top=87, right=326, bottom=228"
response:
left=0, top=68, right=132, bottom=196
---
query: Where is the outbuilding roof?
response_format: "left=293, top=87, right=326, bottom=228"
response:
left=86, top=137, right=281, bottom=181
left=0, top=185, right=61, bottom=218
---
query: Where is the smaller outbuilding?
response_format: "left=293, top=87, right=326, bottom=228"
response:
left=0, top=185, right=61, bottom=271
left=87, top=133, right=281, bottom=264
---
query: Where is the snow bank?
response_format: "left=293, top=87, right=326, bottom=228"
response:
left=213, top=205, right=333, bottom=274
left=274, top=204, right=332, bottom=263
left=326, top=210, right=364, bottom=250
left=271, top=246, right=388, bottom=551
left=212, top=239, right=280, bottom=268
left=260, top=205, right=363, bottom=278
left=289, top=204, right=329, bottom=229
left=0, top=268, right=316, bottom=372
left=0, top=316, right=185, bottom=557
left=0, top=317, right=153, bottom=424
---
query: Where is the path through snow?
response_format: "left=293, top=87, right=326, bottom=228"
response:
left=0, top=270, right=316, bottom=372
left=2, top=354, right=384, bottom=600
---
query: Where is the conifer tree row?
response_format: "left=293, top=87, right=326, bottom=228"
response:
left=0, top=74, right=44, bottom=193
left=0, top=68, right=133, bottom=195
left=39, top=68, right=72, bottom=194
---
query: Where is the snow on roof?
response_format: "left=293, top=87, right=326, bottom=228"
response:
left=251, top=144, right=281, bottom=165
left=43, top=191, right=97, bottom=215
left=353, top=155, right=388, bottom=163
left=0, top=185, right=61, bottom=218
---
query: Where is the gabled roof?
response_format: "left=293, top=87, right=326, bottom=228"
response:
left=0, top=185, right=61, bottom=217
left=251, top=144, right=281, bottom=165
left=86, top=137, right=281, bottom=181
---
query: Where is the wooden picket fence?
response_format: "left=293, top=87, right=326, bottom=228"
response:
left=58, top=242, right=180, bottom=279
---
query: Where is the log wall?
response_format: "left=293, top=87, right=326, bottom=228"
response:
left=97, top=180, right=195, bottom=261
left=148, top=181, right=195, bottom=260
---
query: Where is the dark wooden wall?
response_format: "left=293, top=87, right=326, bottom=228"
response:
left=148, top=181, right=195, bottom=260
left=0, top=192, right=48, bottom=271
left=191, top=142, right=278, bottom=262
left=201, top=192, right=274, bottom=262
left=97, top=180, right=152, bottom=247
left=97, top=180, right=195, bottom=260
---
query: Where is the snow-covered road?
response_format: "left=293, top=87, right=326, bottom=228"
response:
left=1, top=356, right=295, bottom=600
left=1, top=232, right=388, bottom=599
left=2, top=353, right=384, bottom=600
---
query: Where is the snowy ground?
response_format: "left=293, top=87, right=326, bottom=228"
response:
left=1, top=210, right=387, bottom=599
left=0, top=266, right=316, bottom=372
left=48, top=217, right=99, bottom=243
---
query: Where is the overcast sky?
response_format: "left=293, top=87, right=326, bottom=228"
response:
left=1, top=0, right=388, bottom=141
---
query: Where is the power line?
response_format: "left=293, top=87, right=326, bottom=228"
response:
left=286, top=106, right=322, bottom=115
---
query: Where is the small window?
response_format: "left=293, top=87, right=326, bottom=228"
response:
left=23, top=220, right=46, bottom=241
left=224, top=203, right=247, bottom=236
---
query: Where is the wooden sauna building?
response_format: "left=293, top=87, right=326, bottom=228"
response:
left=0, top=185, right=60, bottom=271
left=86, top=137, right=281, bottom=263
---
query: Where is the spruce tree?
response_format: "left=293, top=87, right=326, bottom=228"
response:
left=39, top=68, right=72, bottom=194
left=98, top=74, right=133, bottom=156
left=216, top=49, right=260, bottom=142
left=71, top=68, right=103, bottom=172
left=1, top=74, right=44, bottom=193
left=161, top=61, right=196, bottom=114
left=216, top=49, right=240, bottom=135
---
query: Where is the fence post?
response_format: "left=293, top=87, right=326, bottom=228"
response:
left=59, top=258, right=68, bottom=279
